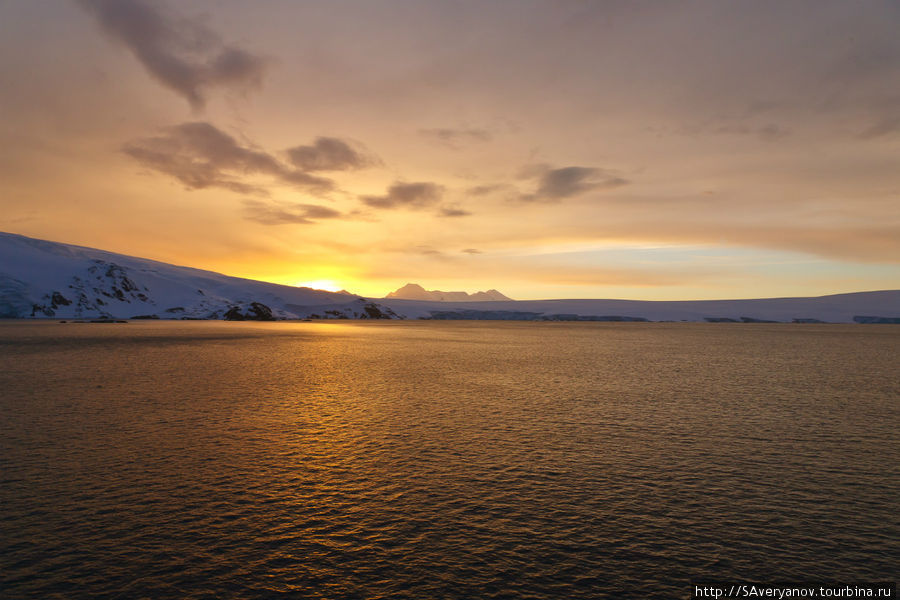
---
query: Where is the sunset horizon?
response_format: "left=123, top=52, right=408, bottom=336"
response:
left=2, top=3, right=897, bottom=599
left=2, top=1, right=898, bottom=301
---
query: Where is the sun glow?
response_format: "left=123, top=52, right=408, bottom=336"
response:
left=297, top=279, right=342, bottom=292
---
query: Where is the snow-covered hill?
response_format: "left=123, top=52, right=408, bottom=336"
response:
left=0, top=232, right=400, bottom=320
left=2, top=231, right=898, bottom=322
left=378, top=292, right=900, bottom=323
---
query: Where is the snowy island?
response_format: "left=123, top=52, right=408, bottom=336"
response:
left=1, top=232, right=898, bottom=323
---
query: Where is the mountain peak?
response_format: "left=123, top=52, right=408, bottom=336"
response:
left=385, top=283, right=511, bottom=302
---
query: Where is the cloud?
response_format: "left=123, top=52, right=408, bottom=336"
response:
left=439, top=206, right=472, bottom=217
left=712, top=123, right=790, bottom=141
left=755, top=124, right=790, bottom=141
left=123, top=122, right=334, bottom=194
left=859, top=115, right=900, bottom=139
left=77, top=0, right=266, bottom=110
left=279, top=169, right=339, bottom=192
left=419, top=127, right=492, bottom=148
left=519, top=164, right=628, bottom=202
left=676, top=121, right=791, bottom=141
left=363, top=248, right=730, bottom=287
left=467, top=183, right=516, bottom=196
left=242, top=199, right=341, bottom=225
left=286, top=137, right=379, bottom=171
left=361, top=181, right=443, bottom=209
left=461, top=248, right=482, bottom=254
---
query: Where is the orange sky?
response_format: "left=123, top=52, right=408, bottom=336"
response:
left=1, top=0, right=898, bottom=300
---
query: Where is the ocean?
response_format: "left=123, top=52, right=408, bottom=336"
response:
left=1, top=321, right=897, bottom=599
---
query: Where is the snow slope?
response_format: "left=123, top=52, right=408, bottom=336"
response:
left=0, top=232, right=398, bottom=319
left=378, top=292, right=900, bottom=323
left=2, top=231, right=897, bottom=322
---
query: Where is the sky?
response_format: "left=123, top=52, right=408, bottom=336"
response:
left=1, top=0, right=898, bottom=300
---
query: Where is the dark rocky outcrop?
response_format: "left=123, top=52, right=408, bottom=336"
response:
left=30, top=290, right=76, bottom=317
left=31, top=303, right=55, bottom=317
left=359, top=302, right=399, bottom=319
left=223, top=307, right=245, bottom=320
left=224, top=302, right=276, bottom=321
left=247, top=302, right=275, bottom=320
left=542, top=314, right=649, bottom=322
left=51, top=291, right=71, bottom=307
left=87, top=261, right=144, bottom=304
left=286, top=299, right=402, bottom=320
left=424, top=309, right=648, bottom=321
left=853, top=315, right=900, bottom=324
left=426, top=309, right=544, bottom=320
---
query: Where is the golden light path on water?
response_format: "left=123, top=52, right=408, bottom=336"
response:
left=0, top=321, right=897, bottom=599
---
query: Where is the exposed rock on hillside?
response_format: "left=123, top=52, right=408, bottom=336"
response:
left=224, top=302, right=276, bottom=321
left=854, top=315, right=900, bottom=324
left=0, top=231, right=400, bottom=320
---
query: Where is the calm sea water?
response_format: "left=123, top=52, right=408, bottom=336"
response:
left=1, top=321, right=898, bottom=599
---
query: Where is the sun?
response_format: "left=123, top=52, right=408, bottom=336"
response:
left=297, top=279, right=342, bottom=292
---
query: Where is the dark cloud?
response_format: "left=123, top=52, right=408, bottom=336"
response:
left=536, top=166, right=609, bottom=199
left=286, top=137, right=379, bottom=171
left=123, top=122, right=334, bottom=194
left=361, top=182, right=443, bottom=209
left=419, top=128, right=492, bottom=148
left=164, top=122, right=280, bottom=172
left=682, top=122, right=790, bottom=141
left=279, top=169, right=339, bottom=192
left=755, top=124, right=790, bottom=141
left=519, top=164, right=628, bottom=202
left=77, top=0, right=266, bottom=110
left=439, top=206, right=472, bottom=217
left=242, top=199, right=341, bottom=225
left=709, top=123, right=791, bottom=141
left=467, top=183, right=515, bottom=196
left=859, top=115, right=900, bottom=139
left=461, top=248, right=482, bottom=254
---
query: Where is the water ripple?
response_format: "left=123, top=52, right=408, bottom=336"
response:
left=1, top=321, right=898, bottom=599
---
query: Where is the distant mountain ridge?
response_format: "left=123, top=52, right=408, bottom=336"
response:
left=386, top=283, right=511, bottom=302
